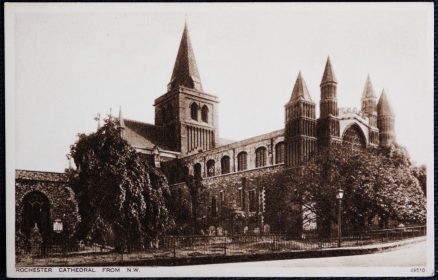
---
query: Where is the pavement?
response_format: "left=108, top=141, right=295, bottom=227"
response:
left=188, top=239, right=427, bottom=268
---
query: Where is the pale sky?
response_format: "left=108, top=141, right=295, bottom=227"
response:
left=7, top=3, right=434, bottom=172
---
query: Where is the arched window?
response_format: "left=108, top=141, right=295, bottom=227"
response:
left=190, top=103, right=198, bottom=121
left=275, top=142, right=285, bottom=164
left=221, top=156, right=230, bottom=174
left=207, top=159, right=215, bottom=177
left=342, top=124, right=366, bottom=148
left=255, top=147, right=267, bottom=168
left=194, top=163, right=202, bottom=178
left=237, top=152, right=248, bottom=171
left=22, top=191, right=51, bottom=241
left=201, top=105, right=209, bottom=123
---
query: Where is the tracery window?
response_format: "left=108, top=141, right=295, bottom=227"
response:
left=342, top=124, right=366, bottom=148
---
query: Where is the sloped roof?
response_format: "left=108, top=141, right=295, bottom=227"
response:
left=168, top=22, right=203, bottom=92
left=290, top=71, right=312, bottom=102
left=377, top=89, right=394, bottom=116
left=123, top=119, right=175, bottom=152
left=362, top=75, right=376, bottom=99
left=321, top=57, right=337, bottom=84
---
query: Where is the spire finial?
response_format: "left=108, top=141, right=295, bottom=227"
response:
left=362, top=74, right=376, bottom=99
left=118, top=106, right=125, bottom=128
left=290, top=71, right=312, bottom=102
left=377, top=88, right=394, bottom=115
left=168, top=20, right=203, bottom=92
left=321, top=56, right=337, bottom=85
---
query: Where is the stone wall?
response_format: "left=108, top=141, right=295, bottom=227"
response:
left=180, top=129, right=285, bottom=179
left=170, top=164, right=285, bottom=234
left=15, top=170, right=80, bottom=240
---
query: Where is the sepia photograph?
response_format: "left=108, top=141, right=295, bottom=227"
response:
left=5, top=2, right=434, bottom=277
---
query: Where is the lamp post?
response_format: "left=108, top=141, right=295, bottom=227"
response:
left=336, top=189, right=344, bottom=247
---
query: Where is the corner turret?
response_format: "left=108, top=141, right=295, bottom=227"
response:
left=285, top=72, right=316, bottom=166
left=317, top=57, right=341, bottom=148
left=377, top=89, right=395, bottom=147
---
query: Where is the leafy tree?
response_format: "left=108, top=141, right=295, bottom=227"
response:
left=68, top=119, right=174, bottom=249
left=266, top=144, right=426, bottom=237
left=183, top=171, right=205, bottom=234
left=411, top=165, right=427, bottom=196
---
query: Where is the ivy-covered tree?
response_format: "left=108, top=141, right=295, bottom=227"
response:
left=68, top=119, right=174, bottom=249
left=266, top=144, right=426, bottom=237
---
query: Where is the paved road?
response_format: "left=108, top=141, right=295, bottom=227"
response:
left=191, top=240, right=427, bottom=268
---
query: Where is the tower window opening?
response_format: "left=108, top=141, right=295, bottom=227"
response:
left=190, top=103, right=198, bottom=121
left=201, top=105, right=209, bottom=123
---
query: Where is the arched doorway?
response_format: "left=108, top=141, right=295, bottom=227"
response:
left=22, top=191, right=51, bottom=242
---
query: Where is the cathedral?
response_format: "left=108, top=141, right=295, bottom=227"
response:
left=116, top=22, right=396, bottom=233
left=16, top=22, right=397, bottom=239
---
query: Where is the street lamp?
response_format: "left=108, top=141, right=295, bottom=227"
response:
left=336, top=189, right=344, bottom=247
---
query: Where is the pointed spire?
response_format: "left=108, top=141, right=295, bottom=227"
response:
left=362, top=74, right=376, bottom=99
left=321, top=56, right=337, bottom=85
left=168, top=21, right=203, bottom=92
left=118, top=106, right=125, bottom=128
left=290, top=71, right=312, bottom=102
left=377, top=89, right=394, bottom=115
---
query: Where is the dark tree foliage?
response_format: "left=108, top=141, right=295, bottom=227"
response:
left=266, top=144, right=426, bottom=237
left=183, top=171, right=205, bottom=234
left=68, top=119, right=174, bottom=249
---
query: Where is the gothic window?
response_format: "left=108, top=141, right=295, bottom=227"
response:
left=275, top=142, right=285, bottom=164
left=194, top=163, right=202, bottom=178
left=255, top=147, right=267, bottom=168
left=211, top=196, right=217, bottom=217
left=190, top=103, right=198, bottom=121
left=221, top=156, right=230, bottom=174
left=201, top=105, right=209, bottom=123
left=249, top=190, right=257, bottom=212
left=22, top=191, right=51, bottom=241
left=342, top=124, right=366, bottom=148
left=237, top=152, right=248, bottom=171
left=207, top=159, right=215, bottom=177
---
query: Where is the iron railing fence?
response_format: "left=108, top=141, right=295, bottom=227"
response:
left=17, top=225, right=426, bottom=266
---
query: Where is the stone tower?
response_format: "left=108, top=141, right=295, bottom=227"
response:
left=317, top=57, right=341, bottom=148
left=377, top=89, right=395, bottom=147
left=154, top=22, right=219, bottom=155
left=285, top=72, right=317, bottom=167
left=361, top=75, right=379, bottom=146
